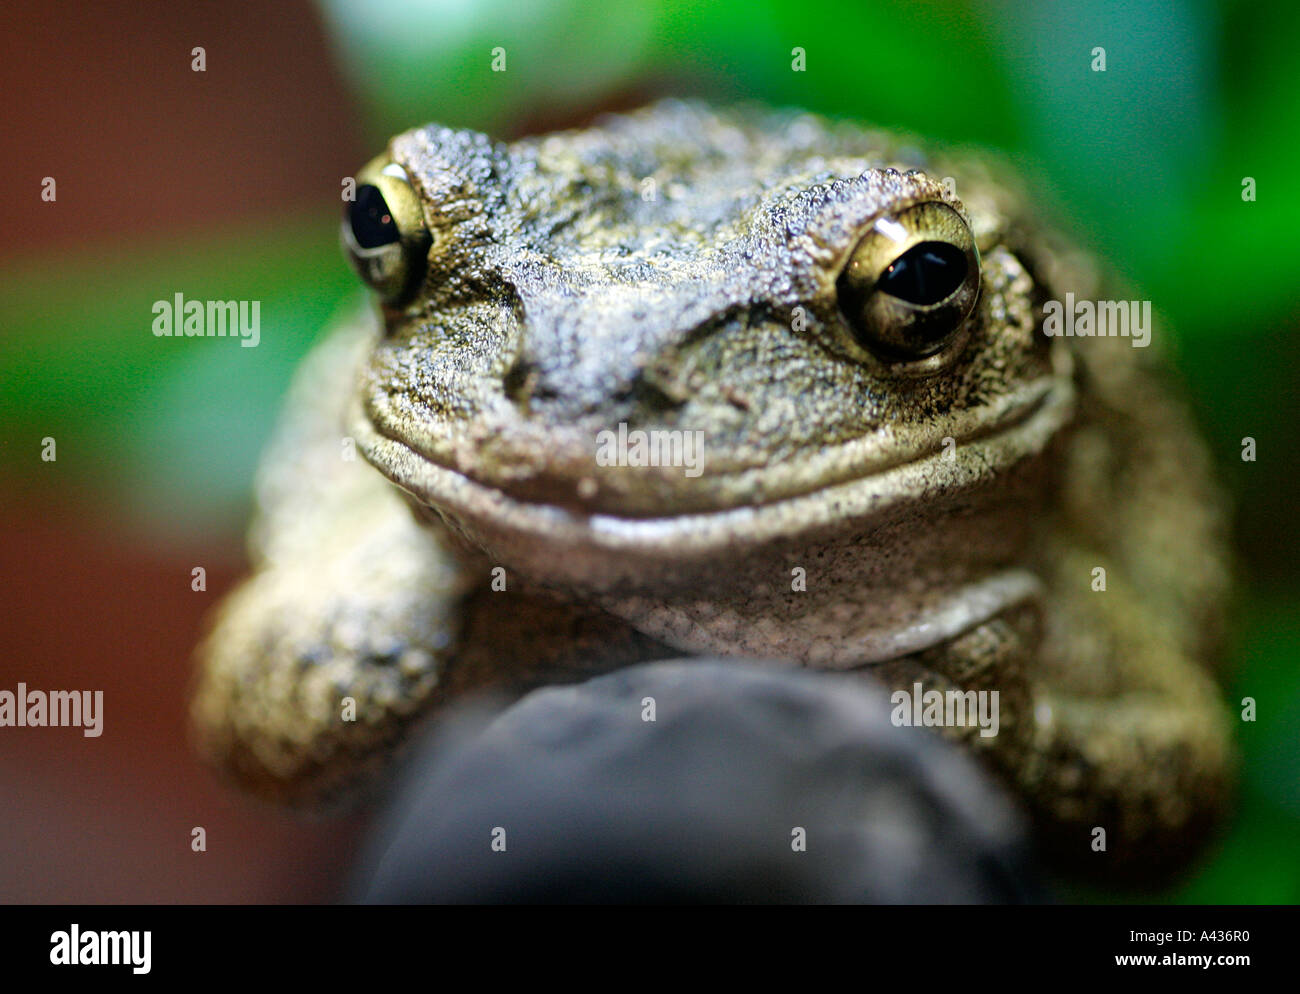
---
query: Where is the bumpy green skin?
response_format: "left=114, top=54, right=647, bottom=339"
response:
left=192, top=101, right=1234, bottom=880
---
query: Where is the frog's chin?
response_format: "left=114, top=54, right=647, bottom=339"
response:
left=351, top=368, right=1076, bottom=569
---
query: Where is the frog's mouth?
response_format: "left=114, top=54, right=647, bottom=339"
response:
left=350, top=365, right=1076, bottom=560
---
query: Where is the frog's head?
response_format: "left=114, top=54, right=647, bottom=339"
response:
left=343, top=102, right=1076, bottom=652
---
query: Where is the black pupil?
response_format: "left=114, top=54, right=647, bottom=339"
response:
left=348, top=184, right=399, bottom=249
left=878, top=241, right=967, bottom=305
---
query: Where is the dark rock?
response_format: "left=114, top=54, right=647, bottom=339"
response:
left=351, top=658, right=1042, bottom=903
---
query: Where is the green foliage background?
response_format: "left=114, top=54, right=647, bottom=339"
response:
left=1, top=0, right=1295, bottom=901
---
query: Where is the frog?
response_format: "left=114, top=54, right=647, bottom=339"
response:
left=191, top=100, right=1234, bottom=880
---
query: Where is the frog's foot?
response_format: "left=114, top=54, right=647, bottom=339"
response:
left=1020, top=550, right=1236, bottom=881
left=1023, top=674, right=1233, bottom=882
left=190, top=482, right=472, bottom=806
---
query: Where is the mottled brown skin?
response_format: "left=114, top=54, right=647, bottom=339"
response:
left=191, top=101, right=1234, bottom=881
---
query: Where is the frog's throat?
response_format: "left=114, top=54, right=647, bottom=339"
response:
left=606, top=568, right=1044, bottom=667
left=348, top=369, right=1076, bottom=559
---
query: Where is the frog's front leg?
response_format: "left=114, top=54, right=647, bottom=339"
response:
left=190, top=317, right=476, bottom=804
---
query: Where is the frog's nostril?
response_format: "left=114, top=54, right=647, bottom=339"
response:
left=503, top=358, right=561, bottom=412
left=503, top=358, right=534, bottom=405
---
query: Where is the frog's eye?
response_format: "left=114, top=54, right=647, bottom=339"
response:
left=342, top=157, right=430, bottom=305
left=836, top=201, right=980, bottom=362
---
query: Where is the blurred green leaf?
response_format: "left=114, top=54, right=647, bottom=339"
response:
left=0, top=215, right=359, bottom=539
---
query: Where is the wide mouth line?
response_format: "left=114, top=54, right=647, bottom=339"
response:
left=356, top=374, right=1065, bottom=533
